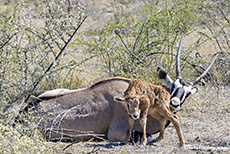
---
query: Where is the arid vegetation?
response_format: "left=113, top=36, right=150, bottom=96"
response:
left=0, top=0, right=229, bottom=153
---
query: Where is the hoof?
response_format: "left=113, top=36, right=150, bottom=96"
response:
left=120, top=142, right=126, bottom=146
left=179, top=142, right=185, bottom=147
left=147, top=136, right=153, bottom=143
left=139, top=141, right=147, bottom=147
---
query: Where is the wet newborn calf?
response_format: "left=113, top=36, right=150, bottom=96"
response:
left=114, top=79, right=185, bottom=146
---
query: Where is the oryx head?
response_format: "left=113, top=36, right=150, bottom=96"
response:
left=157, top=34, right=219, bottom=111
left=114, top=92, right=146, bottom=120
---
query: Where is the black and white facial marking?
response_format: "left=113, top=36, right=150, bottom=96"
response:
left=157, top=67, right=198, bottom=111
left=169, top=79, right=198, bottom=110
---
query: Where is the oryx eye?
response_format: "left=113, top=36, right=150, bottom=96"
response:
left=127, top=103, right=130, bottom=109
left=179, top=79, right=186, bottom=86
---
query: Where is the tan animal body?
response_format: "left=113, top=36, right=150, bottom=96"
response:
left=31, top=77, right=164, bottom=142
left=114, top=79, right=185, bottom=146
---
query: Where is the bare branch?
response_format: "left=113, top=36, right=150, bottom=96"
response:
left=48, top=55, right=96, bottom=74
left=114, top=29, right=144, bottom=64
left=0, top=32, right=18, bottom=49
left=145, top=52, right=165, bottom=57
left=132, top=21, right=149, bottom=53
left=24, top=27, right=56, bottom=56
left=218, top=5, right=230, bottom=24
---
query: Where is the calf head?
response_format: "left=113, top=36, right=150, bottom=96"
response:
left=157, top=34, right=219, bottom=111
left=114, top=92, right=146, bottom=120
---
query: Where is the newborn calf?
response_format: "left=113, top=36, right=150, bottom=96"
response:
left=114, top=79, right=185, bottom=146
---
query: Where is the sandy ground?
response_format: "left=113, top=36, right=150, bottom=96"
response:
left=47, top=85, right=230, bottom=154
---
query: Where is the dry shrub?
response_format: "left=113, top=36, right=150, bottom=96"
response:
left=0, top=0, right=87, bottom=153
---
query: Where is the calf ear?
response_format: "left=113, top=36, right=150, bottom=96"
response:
left=114, top=96, right=125, bottom=102
left=137, top=91, right=146, bottom=99
left=157, top=67, right=174, bottom=86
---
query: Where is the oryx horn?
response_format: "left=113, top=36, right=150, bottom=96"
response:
left=176, top=33, right=183, bottom=79
left=189, top=53, right=219, bottom=85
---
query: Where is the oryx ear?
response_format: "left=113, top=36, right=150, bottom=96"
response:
left=157, top=67, right=174, bottom=86
left=114, top=96, right=125, bottom=102
left=137, top=91, right=146, bottom=99
left=191, top=87, right=198, bottom=94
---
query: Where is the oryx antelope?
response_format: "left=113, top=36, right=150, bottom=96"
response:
left=20, top=35, right=218, bottom=143
left=114, top=79, right=185, bottom=146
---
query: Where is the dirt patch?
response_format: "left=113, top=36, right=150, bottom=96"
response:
left=46, top=85, right=230, bottom=153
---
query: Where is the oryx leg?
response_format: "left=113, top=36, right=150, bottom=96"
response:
left=156, top=115, right=166, bottom=141
left=122, top=117, right=135, bottom=144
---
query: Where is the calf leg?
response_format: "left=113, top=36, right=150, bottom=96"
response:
left=139, top=109, right=148, bottom=146
left=156, top=116, right=166, bottom=141
left=155, top=105, right=185, bottom=147
left=139, top=116, right=147, bottom=145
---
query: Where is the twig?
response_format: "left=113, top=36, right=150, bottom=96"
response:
left=218, top=5, right=230, bottom=24
left=132, top=21, right=149, bottom=53
left=48, top=131, right=105, bottom=139
left=114, top=29, right=144, bottom=64
left=90, top=146, right=100, bottom=154
left=63, top=136, right=103, bottom=151
left=48, top=55, right=96, bottom=74
left=63, top=141, right=79, bottom=151
left=0, top=32, right=18, bottom=49
left=145, top=52, right=165, bottom=57
left=48, top=105, right=89, bottom=141
left=24, top=27, right=56, bottom=56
